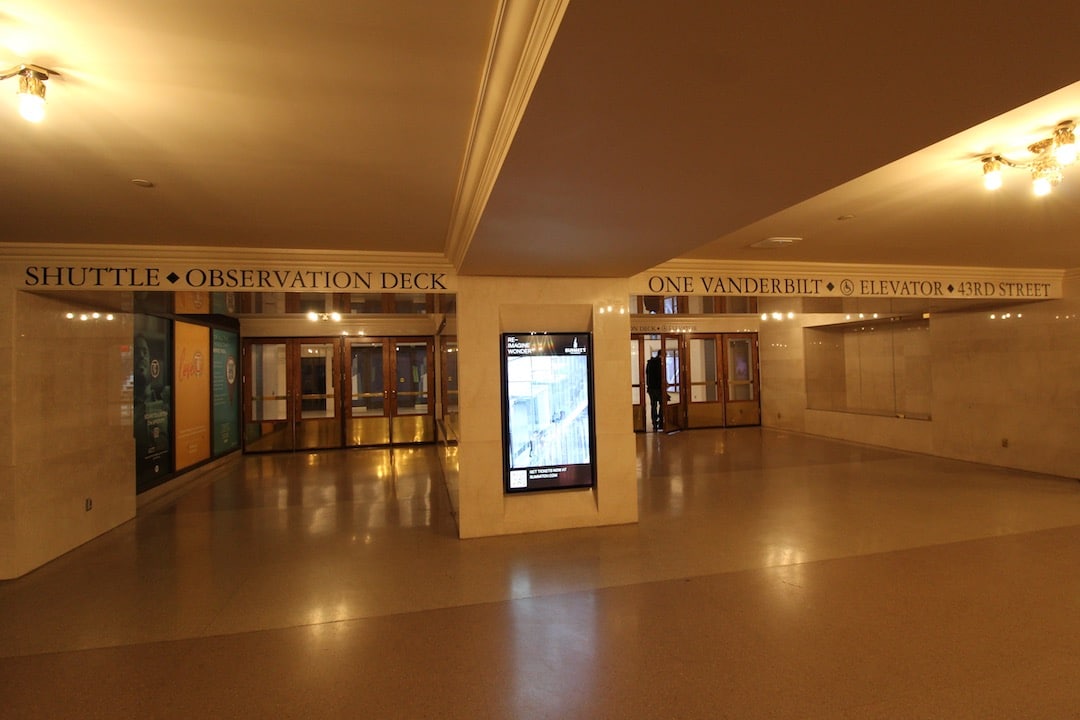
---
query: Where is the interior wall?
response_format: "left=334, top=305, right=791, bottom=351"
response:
left=760, top=286, right=1080, bottom=480
left=455, top=277, right=637, bottom=538
left=930, top=287, right=1080, bottom=478
left=1, top=292, right=136, bottom=578
left=893, top=323, right=932, bottom=418
left=758, top=298, right=810, bottom=431
left=0, top=288, right=15, bottom=575
left=804, top=326, right=844, bottom=411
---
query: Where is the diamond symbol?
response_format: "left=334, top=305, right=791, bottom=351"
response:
left=826, top=282, right=835, bottom=291
left=166, top=272, right=180, bottom=284
left=947, top=284, right=955, bottom=293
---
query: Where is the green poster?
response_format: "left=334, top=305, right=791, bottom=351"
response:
left=212, top=329, right=240, bottom=455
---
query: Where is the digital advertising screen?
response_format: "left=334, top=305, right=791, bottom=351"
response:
left=501, top=332, right=596, bottom=494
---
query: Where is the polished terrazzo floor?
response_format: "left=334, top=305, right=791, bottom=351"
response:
left=2, top=428, right=1079, bottom=718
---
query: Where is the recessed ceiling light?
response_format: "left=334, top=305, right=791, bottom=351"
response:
left=130, top=178, right=155, bottom=188
left=749, top=236, right=801, bottom=249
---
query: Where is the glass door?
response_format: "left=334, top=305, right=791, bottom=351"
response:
left=244, top=338, right=340, bottom=451
left=629, top=332, right=761, bottom=434
left=245, top=341, right=293, bottom=452
left=686, top=334, right=725, bottom=428
left=723, top=334, right=761, bottom=426
left=631, top=337, right=643, bottom=431
left=296, top=341, right=339, bottom=449
left=631, top=334, right=664, bottom=432
left=245, top=336, right=437, bottom=452
left=343, top=337, right=435, bottom=447
left=345, top=339, right=391, bottom=446
left=662, top=334, right=685, bottom=432
left=440, top=337, right=459, bottom=442
left=391, top=339, right=435, bottom=444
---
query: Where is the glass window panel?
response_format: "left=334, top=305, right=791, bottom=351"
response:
left=663, top=337, right=680, bottom=403
left=395, top=342, right=429, bottom=415
left=298, top=293, right=334, bottom=313
left=443, top=340, right=458, bottom=413
left=687, top=296, right=725, bottom=314
left=394, top=294, right=429, bottom=314
left=728, top=339, right=751, bottom=381
left=803, top=319, right=930, bottom=418
left=727, top=296, right=757, bottom=314
left=437, top=294, right=457, bottom=314
left=299, top=343, right=335, bottom=419
left=730, top=384, right=754, bottom=401
left=250, top=293, right=287, bottom=314
left=251, top=343, right=288, bottom=421
left=350, top=294, right=387, bottom=314
left=726, top=338, right=754, bottom=402
left=689, top=338, right=719, bottom=402
left=351, top=343, right=385, bottom=416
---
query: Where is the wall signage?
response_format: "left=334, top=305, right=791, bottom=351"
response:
left=21, top=264, right=455, bottom=292
left=632, top=269, right=1063, bottom=300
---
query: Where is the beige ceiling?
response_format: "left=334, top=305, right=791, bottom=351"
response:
left=3, top=0, right=1080, bottom=277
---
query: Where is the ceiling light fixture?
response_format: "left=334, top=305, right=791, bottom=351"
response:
left=981, top=121, right=1077, bottom=196
left=749, top=236, right=802, bottom=249
left=1, top=63, right=59, bottom=123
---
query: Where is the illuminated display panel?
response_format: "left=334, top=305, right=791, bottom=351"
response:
left=501, top=332, right=596, bottom=494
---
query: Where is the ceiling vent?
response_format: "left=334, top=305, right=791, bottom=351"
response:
left=749, top=236, right=802, bottom=249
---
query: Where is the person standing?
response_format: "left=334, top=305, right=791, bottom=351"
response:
left=645, top=351, right=664, bottom=432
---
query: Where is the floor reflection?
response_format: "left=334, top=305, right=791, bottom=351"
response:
left=3, top=426, right=1080, bottom=720
left=170, top=446, right=446, bottom=535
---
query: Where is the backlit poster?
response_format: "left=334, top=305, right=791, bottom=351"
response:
left=174, top=321, right=211, bottom=470
left=212, top=329, right=240, bottom=455
left=211, top=292, right=237, bottom=314
left=134, top=315, right=172, bottom=492
left=173, top=291, right=210, bottom=314
left=501, top=333, right=596, bottom=493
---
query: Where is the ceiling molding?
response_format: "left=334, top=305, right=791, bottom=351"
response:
left=1064, top=267, right=1080, bottom=291
left=443, top=0, right=569, bottom=271
left=0, top=242, right=455, bottom=270
left=641, top=259, right=1066, bottom=284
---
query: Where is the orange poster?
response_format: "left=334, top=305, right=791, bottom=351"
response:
left=174, top=322, right=211, bottom=470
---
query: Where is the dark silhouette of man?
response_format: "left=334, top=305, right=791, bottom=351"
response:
left=645, top=351, right=663, bottom=431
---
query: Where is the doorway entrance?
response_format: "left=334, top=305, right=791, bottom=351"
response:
left=244, top=337, right=435, bottom=452
left=631, top=333, right=761, bottom=432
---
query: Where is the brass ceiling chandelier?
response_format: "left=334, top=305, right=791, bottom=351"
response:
left=0, top=63, right=59, bottom=123
left=981, top=121, right=1077, bottom=196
